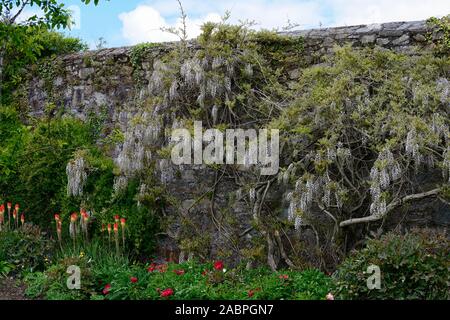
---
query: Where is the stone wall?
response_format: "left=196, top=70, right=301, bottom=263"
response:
left=23, top=20, right=449, bottom=265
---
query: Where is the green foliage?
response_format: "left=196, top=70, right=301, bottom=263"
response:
left=0, top=260, right=14, bottom=277
left=333, top=229, right=450, bottom=300
left=100, top=261, right=331, bottom=300
left=0, top=107, right=113, bottom=229
left=427, top=15, right=450, bottom=56
left=0, top=226, right=53, bottom=275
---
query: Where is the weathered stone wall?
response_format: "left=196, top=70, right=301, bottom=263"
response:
left=23, top=20, right=449, bottom=265
left=27, top=20, right=434, bottom=120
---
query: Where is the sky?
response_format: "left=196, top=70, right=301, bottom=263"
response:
left=30, top=0, right=450, bottom=49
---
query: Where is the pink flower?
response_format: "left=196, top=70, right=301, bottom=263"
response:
left=326, top=293, right=335, bottom=300
left=160, top=288, right=174, bottom=298
left=103, top=284, right=111, bottom=295
left=279, top=274, right=289, bottom=280
left=130, top=277, right=138, bottom=283
left=213, top=260, right=224, bottom=271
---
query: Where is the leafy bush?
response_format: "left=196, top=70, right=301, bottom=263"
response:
left=333, top=229, right=450, bottom=300
left=101, top=261, right=331, bottom=300
left=0, top=226, right=54, bottom=275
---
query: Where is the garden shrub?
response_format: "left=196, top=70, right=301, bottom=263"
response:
left=333, top=229, right=450, bottom=300
left=25, top=256, right=96, bottom=300
left=0, top=226, right=54, bottom=275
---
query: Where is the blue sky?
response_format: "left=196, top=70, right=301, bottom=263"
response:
left=48, top=0, right=450, bottom=49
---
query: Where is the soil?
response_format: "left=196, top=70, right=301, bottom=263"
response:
left=0, top=277, right=28, bottom=300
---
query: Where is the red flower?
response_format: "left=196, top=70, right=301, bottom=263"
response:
left=15, top=204, right=19, bottom=211
left=213, top=260, right=224, bottom=270
left=279, top=274, right=289, bottom=280
left=201, top=270, right=208, bottom=276
left=120, top=218, right=126, bottom=228
left=54, top=214, right=60, bottom=221
left=160, top=288, right=174, bottom=298
left=130, top=277, right=138, bottom=283
left=113, top=222, right=119, bottom=233
left=248, top=290, right=255, bottom=298
left=147, top=263, right=157, bottom=272
left=174, top=269, right=185, bottom=275
left=114, top=215, right=120, bottom=223
left=103, top=284, right=111, bottom=295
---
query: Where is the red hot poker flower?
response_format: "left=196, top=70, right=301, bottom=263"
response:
left=70, top=213, right=78, bottom=222
left=15, top=204, right=19, bottom=212
left=114, top=215, right=120, bottom=223
left=20, top=214, right=25, bottom=225
left=120, top=218, right=126, bottom=228
left=213, top=260, right=224, bottom=270
left=54, top=214, right=60, bottom=222
left=107, top=223, right=112, bottom=233
left=12, top=209, right=17, bottom=219
left=0, top=204, right=4, bottom=214
left=160, top=288, right=174, bottom=298
left=113, top=223, right=119, bottom=233
left=7, top=203, right=11, bottom=209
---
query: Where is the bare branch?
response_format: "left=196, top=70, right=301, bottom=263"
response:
left=339, top=188, right=441, bottom=227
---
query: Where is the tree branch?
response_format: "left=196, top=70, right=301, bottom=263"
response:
left=339, top=188, right=441, bottom=227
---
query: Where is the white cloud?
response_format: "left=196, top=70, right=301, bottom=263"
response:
left=324, top=0, right=450, bottom=26
left=118, top=0, right=450, bottom=45
left=119, top=4, right=221, bottom=44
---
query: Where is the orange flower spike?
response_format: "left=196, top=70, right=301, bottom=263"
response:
left=113, top=222, right=119, bottom=233
left=54, top=214, right=60, bottom=222
left=0, top=204, right=4, bottom=214
left=107, top=223, right=112, bottom=234
left=7, top=202, right=11, bottom=210
left=114, top=215, right=120, bottom=223
left=101, top=224, right=105, bottom=233
left=70, top=212, right=78, bottom=222
left=12, top=209, right=17, bottom=219
left=120, top=218, right=126, bottom=228
left=20, top=214, right=25, bottom=225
